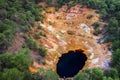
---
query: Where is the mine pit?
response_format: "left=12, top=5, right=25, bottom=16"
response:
left=26, top=4, right=111, bottom=75
left=56, top=49, right=87, bottom=78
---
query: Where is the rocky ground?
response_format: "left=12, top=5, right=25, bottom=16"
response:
left=8, top=4, right=111, bottom=72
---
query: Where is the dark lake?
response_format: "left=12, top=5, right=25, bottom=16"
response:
left=56, top=50, right=87, bottom=78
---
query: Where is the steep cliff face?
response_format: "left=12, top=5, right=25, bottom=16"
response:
left=27, top=4, right=111, bottom=72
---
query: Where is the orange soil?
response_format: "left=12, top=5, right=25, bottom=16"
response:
left=8, top=4, right=111, bottom=73
left=28, top=4, right=111, bottom=72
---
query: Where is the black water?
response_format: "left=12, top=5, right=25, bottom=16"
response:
left=56, top=50, right=87, bottom=78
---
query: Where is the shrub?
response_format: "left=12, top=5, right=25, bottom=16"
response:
left=21, top=25, right=29, bottom=32
left=37, top=25, right=42, bottom=29
left=93, top=29, right=102, bottom=35
left=42, top=61, right=46, bottom=65
left=68, top=1, right=76, bottom=8
left=39, top=32, right=46, bottom=37
left=95, top=10, right=99, bottom=13
left=74, top=73, right=89, bottom=80
left=24, top=34, right=38, bottom=49
left=39, top=68, right=59, bottom=80
left=93, top=22, right=100, bottom=29
left=35, top=33, right=41, bottom=39
left=87, top=14, right=94, bottom=19
left=39, top=45, right=47, bottom=57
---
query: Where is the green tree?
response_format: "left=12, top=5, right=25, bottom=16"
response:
left=0, top=0, right=8, bottom=8
left=73, top=73, right=89, bottom=80
left=39, top=68, right=59, bottom=80
left=0, top=48, right=31, bottom=71
left=0, top=9, right=7, bottom=19
left=46, top=0, right=52, bottom=6
left=108, top=18, right=118, bottom=34
left=104, top=68, right=119, bottom=79
left=0, top=68, right=24, bottom=80
left=100, top=9, right=107, bottom=19
left=91, top=68, right=104, bottom=80
left=11, top=48, right=31, bottom=71
left=112, top=40, right=120, bottom=50
left=112, top=49, right=120, bottom=74
left=103, top=77, right=113, bottom=80
left=116, top=11, right=120, bottom=21
left=0, top=53, right=13, bottom=71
